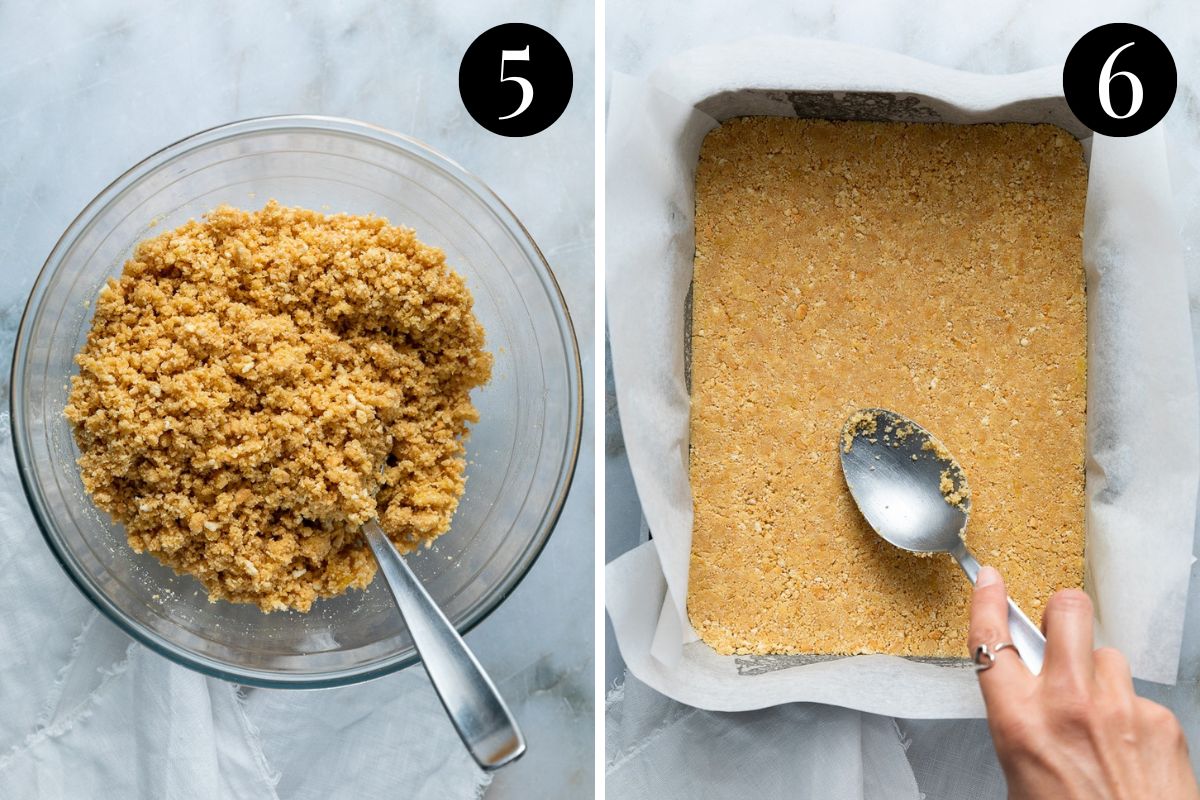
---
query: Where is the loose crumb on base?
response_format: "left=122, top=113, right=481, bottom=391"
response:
left=65, top=201, right=492, bottom=612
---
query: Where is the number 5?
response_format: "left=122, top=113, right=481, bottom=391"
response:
left=1099, top=42, right=1143, bottom=119
left=499, top=47, right=532, bottom=120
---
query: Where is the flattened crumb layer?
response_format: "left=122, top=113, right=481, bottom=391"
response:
left=66, top=201, right=491, bottom=611
left=688, top=119, right=1086, bottom=657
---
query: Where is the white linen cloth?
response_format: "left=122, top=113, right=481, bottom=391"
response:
left=0, top=426, right=488, bottom=798
left=607, top=672, right=1006, bottom=800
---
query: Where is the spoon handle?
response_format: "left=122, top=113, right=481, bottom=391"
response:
left=363, top=520, right=526, bottom=770
left=950, top=541, right=1046, bottom=675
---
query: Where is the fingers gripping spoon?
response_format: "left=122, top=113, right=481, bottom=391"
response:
left=363, top=520, right=525, bottom=769
left=838, top=409, right=1046, bottom=675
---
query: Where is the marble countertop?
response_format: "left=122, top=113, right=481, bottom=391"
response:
left=0, top=1, right=593, bottom=797
left=605, top=0, right=1200, bottom=772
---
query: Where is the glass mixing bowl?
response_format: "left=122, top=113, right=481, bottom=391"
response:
left=10, top=116, right=581, bottom=688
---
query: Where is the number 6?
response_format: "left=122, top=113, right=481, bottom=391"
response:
left=499, top=47, right=533, bottom=120
left=1099, top=42, right=1143, bottom=119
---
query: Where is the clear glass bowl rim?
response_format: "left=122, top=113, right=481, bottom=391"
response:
left=9, top=114, right=583, bottom=688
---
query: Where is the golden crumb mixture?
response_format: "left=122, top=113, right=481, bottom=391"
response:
left=688, top=119, right=1086, bottom=657
left=66, top=201, right=491, bottom=612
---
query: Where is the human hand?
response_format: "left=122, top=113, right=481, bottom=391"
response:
left=969, top=566, right=1199, bottom=800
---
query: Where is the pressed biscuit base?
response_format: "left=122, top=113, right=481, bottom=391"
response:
left=688, top=119, right=1087, bottom=657
left=66, top=202, right=491, bottom=612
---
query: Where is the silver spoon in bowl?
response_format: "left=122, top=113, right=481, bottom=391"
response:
left=838, top=408, right=1045, bottom=675
left=363, top=519, right=525, bottom=769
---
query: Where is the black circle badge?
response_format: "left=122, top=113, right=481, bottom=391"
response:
left=459, top=23, right=573, bottom=137
left=1063, top=23, right=1176, bottom=137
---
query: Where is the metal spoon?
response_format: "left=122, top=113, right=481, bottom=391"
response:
left=363, top=519, right=525, bottom=769
left=838, top=408, right=1045, bottom=675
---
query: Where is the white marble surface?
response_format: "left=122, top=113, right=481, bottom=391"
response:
left=0, top=1, right=593, bottom=797
left=605, top=0, right=1200, bottom=786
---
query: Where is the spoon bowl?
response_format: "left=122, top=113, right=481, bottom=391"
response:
left=838, top=408, right=970, bottom=554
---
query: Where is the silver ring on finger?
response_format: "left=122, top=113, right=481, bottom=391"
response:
left=973, top=642, right=1019, bottom=672
left=993, top=642, right=1019, bottom=659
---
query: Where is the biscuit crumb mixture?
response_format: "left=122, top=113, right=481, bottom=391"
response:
left=939, top=468, right=969, bottom=510
left=841, top=410, right=878, bottom=453
left=66, top=202, right=491, bottom=611
left=688, top=119, right=1087, bottom=658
